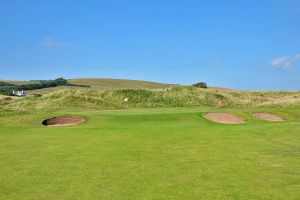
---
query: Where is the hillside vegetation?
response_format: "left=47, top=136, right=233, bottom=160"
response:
left=0, top=78, right=175, bottom=95
left=0, top=80, right=40, bottom=85
left=1, top=86, right=300, bottom=114
left=0, top=78, right=83, bottom=95
left=68, top=78, right=175, bottom=89
left=0, top=78, right=174, bottom=92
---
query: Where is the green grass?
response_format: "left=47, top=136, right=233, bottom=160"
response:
left=1, top=106, right=300, bottom=199
left=1, top=79, right=300, bottom=199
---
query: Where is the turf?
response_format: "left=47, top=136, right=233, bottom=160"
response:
left=0, top=106, right=299, bottom=200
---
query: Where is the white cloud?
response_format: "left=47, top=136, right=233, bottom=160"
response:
left=271, top=54, right=300, bottom=69
left=41, top=37, right=67, bottom=47
left=274, top=0, right=300, bottom=12
left=208, top=61, right=223, bottom=68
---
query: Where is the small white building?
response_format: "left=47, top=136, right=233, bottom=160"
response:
left=12, top=90, right=27, bottom=97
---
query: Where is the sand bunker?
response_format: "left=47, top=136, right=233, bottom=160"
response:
left=42, top=116, right=85, bottom=127
left=204, top=113, right=245, bottom=124
left=252, top=112, right=284, bottom=121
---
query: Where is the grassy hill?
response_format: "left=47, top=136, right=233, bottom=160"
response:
left=25, top=78, right=175, bottom=95
left=68, top=78, right=176, bottom=89
left=0, top=80, right=40, bottom=85
left=1, top=78, right=300, bottom=114
left=0, top=78, right=175, bottom=94
left=0, top=78, right=175, bottom=95
left=1, top=86, right=300, bottom=114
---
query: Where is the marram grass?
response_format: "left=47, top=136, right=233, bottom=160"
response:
left=1, top=86, right=300, bottom=114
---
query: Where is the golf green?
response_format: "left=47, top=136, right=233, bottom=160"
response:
left=0, top=107, right=299, bottom=200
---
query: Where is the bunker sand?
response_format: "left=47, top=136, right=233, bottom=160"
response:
left=42, top=116, right=85, bottom=126
left=252, top=112, right=284, bottom=121
left=204, top=113, right=245, bottom=124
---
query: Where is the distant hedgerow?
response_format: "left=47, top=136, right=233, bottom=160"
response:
left=192, top=82, right=208, bottom=88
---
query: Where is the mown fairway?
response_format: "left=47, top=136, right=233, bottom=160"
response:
left=0, top=106, right=300, bottom=200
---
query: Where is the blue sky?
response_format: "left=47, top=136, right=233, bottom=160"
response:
left=0, top=0, right=300, bottom=90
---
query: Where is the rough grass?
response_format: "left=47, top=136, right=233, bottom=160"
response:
left=0, top=107, right=300, bottom=199
left=1, top=86, right=300, bottom=114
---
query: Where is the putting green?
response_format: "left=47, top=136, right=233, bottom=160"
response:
left=0, top=107, right=299, bottom=200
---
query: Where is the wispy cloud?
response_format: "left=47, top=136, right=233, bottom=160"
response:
left=272, top=0, right=300, bottom=12
left=208, top=61, right=223, bottom=68
left=41, top=37, right=67, bottom=47
left=270, top=54, right=300, bottom=69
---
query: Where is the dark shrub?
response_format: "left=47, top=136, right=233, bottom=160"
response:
left=192, top=82, right=208, bottom=88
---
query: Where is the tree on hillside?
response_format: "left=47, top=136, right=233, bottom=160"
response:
left=192, top=82, right=208, bottom=88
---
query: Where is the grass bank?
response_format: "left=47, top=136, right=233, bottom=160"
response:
left=1, top=86, right=300, bottom=114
